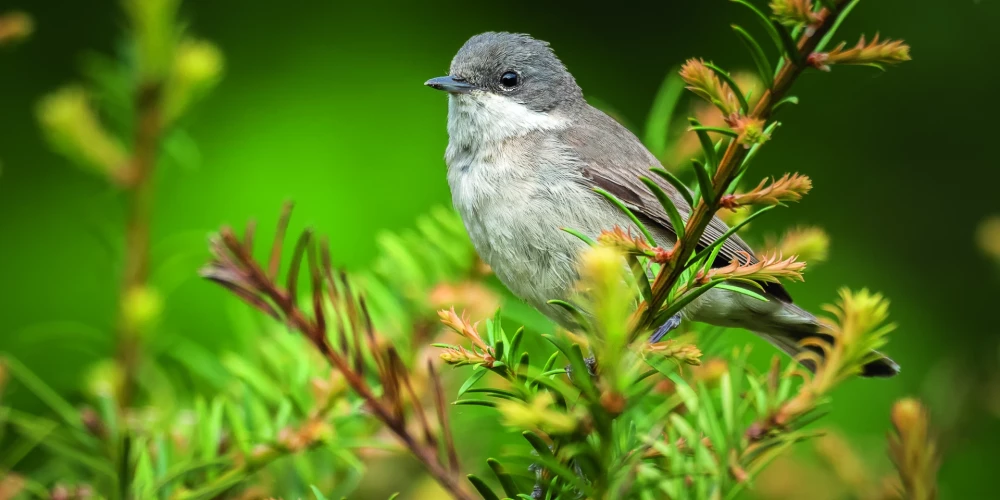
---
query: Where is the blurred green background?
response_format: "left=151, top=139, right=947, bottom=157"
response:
left=1, top=0, right=997, bottom=497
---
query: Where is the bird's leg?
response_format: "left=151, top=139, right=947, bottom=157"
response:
left=650, top=313, right=682, bottom=343
left=564, top=355, right=598, bottom=379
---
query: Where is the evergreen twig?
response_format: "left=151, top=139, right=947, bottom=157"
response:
left=203, top=205, right=476, bottom=500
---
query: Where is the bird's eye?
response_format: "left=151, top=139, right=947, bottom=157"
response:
left=499, top=71, right=519, bottom=89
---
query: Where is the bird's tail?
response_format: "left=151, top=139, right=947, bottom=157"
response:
left=755, top=302, right=899, bottom=378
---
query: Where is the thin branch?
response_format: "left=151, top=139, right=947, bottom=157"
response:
left=116, top=82, right=163, bottom=408
left=430, top=360, right=461, bottom=473
left=267, top=202, right=294, bottom=281
left=204, top=210, right=475, bottom=500
left=634, top=0, right=851, bottom=335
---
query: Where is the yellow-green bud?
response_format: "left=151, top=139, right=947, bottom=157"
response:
left=122, top=285, right=163, bottom=334
left=36, top=86, right=129, bottom=181
left=163, top=39, right=224, bottom=123
left=85, top=360, right=124, bottom=399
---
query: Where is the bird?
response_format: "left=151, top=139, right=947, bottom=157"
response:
left=425, top=32, right=898, bottom=377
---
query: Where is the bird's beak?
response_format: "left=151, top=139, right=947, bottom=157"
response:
left=425, top=75, right=477, bottom=94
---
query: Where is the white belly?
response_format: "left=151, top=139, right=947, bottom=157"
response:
left=443, top=92, right=649, bottom=324
left=448, top=147, right=594, bottom=318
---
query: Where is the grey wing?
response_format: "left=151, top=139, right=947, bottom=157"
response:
left=560, top=105, right=793, bottom=303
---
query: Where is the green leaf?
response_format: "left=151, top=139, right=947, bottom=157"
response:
left=729, top=0, right=783, bottom=56
left=547, top=300, right=591, bottom=333
left=777, top=362, right=799, bottom=402
left=530, top=352, right=563, bottom=393
left=466, top=388, right=523, bottom=400
left=689, top=125, right=739, bottom=138
left=518, top=352, right=530, bottom=375
left=734, top=121, right=781, bottom=185
left=720, top=372, right=736, bottom=438
left=0, top=417, right=57, bottom=470
left=132, top=446, right=156, bottom=499
left=732, top=24, right=775, bottom=86
left=717, top=283, right=769, bottom=302
left=485, top=317, right=497, bottom=346
left=668, top=374, right=700, bottom=414
left=459, top=369, right=489, bottom=397
left=746, top=375, right=770, bottom=417
left=688, top=205, right=776, bottom=266
left=650, top=167, right=695, bottom=208
left=568, top=343, right=599, bottom=399
left=696, top=382, right=727, bottom=457
left=542, top=352, right=560, bottom=373
left=656, top=281, right=724, bottom=324
left=522, top=431, right=553, bottom=458
left=509, top=327, right=525, bottom=365
left=593, top=187, right=657, bottom=246
left=224, top=401, right=252, bottom=457
left=310, top=486, right=330, bottom=500
left=488, top=458, right=521, bottom=497
left=561, top=226, right=596, bottom=246
left=817, top=0, right=861, bottom=53
left=1, top=356, right=83, bottom=430
left=203, top=397, right=225, bottom=467
left=639, top=176, right=686, bottom=241
left=644, top=68, right=685, bottom=158
left=524, top=371, right=578, bottom=402
left=688, top=118, right=718, bottom=169
left=531, top=453, right=596, bottom=498
left=154, top=457, right=232, bottom=493
left=699, top=234, right=728, bottom=275
left=468, top=474, right=500, bottom=500
left=221, top=352, right=285, bottom=405
left=5, top=413, right=114, bottom=477
left=691, top=159, right=715, bottom=205
left=668, top=413, right=698, bottom=445
left=628, top=255, right=654, bottom=303
left=453, top=399, right=497, bottom=408
left=773, top=20, right=803, bottom=65
left=703, top=62, right=750, bottom=113
left=773, top=95, right=799, bottom=115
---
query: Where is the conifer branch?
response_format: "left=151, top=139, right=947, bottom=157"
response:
left=202, top=205, right=475, bottom=500
left=633, top=0, right=906, bottom=335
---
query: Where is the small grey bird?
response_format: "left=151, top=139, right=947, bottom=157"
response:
left=426, top=32, right=897, bottom=377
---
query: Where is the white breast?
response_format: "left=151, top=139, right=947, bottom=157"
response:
left=443, top=92, right=625, bottom=320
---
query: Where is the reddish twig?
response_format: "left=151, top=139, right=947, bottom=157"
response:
left=634, top=0, right=851, bottom=335
left=117, top=82, right=163, bottom=407
left=202, top=206, right=474, bottom=500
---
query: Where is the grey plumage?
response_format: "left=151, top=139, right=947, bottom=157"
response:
left=429, top=32, right=898, bottom=378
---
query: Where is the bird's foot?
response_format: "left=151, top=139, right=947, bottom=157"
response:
left=650, top=313, right=682, bottom=343
left=564, top=356, right=598, bottom=380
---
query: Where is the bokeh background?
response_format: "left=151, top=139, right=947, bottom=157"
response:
left=1, top=0, right=998, bottom=497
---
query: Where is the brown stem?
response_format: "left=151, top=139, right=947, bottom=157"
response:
left=216, top=230, right=476, bottom=500
left=117, top=83, right=163, bottom=408
left=636, top=3, right=847, bottom=333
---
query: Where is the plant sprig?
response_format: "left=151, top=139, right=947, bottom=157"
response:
left=623, top=0, right=910, bottom=338
left=202, top=204, right=476, bottom=500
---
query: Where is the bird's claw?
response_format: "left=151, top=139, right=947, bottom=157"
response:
left=564, top=356, right=598, bottom=379
left=650, top=313, right=682, bottom=343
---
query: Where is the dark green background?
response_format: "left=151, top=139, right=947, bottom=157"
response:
left=1, top=0, right=997, bottom=496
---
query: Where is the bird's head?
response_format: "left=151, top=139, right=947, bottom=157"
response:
left=426, top=32, right=583, bottom=115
